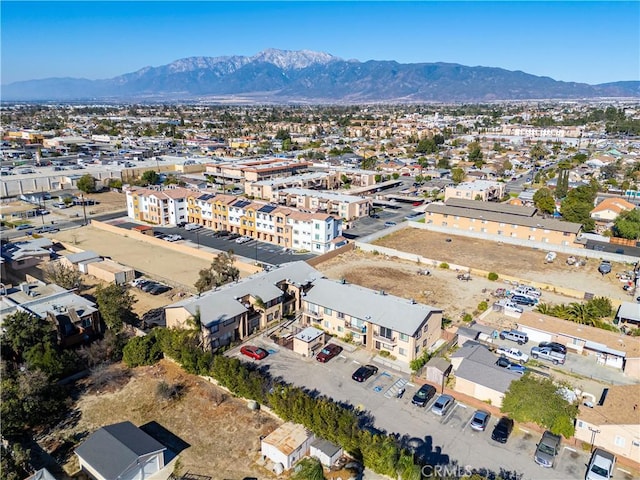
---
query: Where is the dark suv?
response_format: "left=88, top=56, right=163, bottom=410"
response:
left=491, top=417, right=514, bottom=443
left=411, top=384, right=436, bottom=407
left=538, top=341, right=567, bottom=355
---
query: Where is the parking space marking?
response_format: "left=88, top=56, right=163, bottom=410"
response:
left=442, top=402, right=459, bottom=423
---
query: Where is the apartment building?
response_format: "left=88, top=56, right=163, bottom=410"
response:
left=444, top=180, right=505, bottom=202
left=302, top=278, right=442, bottom=363
left=424, top=198, right=583, bottom=247
left=186, top=192, right=344, bottom=253
left=205, top=158, right=311, bottom=183
left=125, top=186, right=191, bottom=226
left=0, top=280, right=101, bottom=347
left=165, top=262, right=442, bottom=364
left=275, top=188, right=372, bottom=221
left=165, top=262, right=320, bottom=348
left=501, top=125, right=584, bottom=138
left=244, top=171, right=341, bottom=200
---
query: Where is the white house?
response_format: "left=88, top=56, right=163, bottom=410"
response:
left=75, top=421, right=166, bottom=480
left=310, top=438, right=343, bottom=467
left=261, top=422, right=315, bottom=470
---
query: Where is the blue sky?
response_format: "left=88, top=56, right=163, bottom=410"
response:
left=2, top=1, right=639, bottom=85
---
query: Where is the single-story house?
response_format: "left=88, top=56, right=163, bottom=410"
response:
left=450, top=342, right=521, bottom=407
left=261, top=422, right=315, bottom=470
left=516, top=311, right=640, bottom=380
left=0, top=238, right=53, bottom=270
left=59, top=250, right=101, bottom=271
left=293, top=326, right=326, bottom=358
left=616, top=302, right=640, bottom=327
left=86, top=258, right=135, bottom=285
left=75, top=421, right=167, bottom=480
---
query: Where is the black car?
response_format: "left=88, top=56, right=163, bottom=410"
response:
left=411, top=384, right=436, bottom=407
left=352, top=364, right=378, bottom=382
left=228, top=233, right=241, bottom=240
left=141, top=281, right=160, bottom=292
left=538, top=341, right=567, bottom=355
left=148, top=284, right=171, bottom=295
left=491, top=416, right=514, bottom=443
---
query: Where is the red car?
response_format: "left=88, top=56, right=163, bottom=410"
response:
left=316, top=344, right=343, bottom=363
left=412, top=201, right=423, bottom=206
left=240, top=345, right=268, bottom=360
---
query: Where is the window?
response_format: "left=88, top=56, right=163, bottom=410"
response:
left=324, top=321, right=330, bottom=328
left=224, top=318, right=235, bottom=327
left=379, top=326, right=393, bottom=340
left=399, top=333, right=409, bottom=342
left=416, top=329, right=422, bottom=339
left=337, top=312, right=344, bottom=319
left=614, top=436, right=626, bottom=447
left=576, top=421, right=584, bottom=428
left=324, top=307, right=332, bottom=315
left=399, top=348, right=407, bottom=356
left=210, top=324, right=219, bottom=333
left=337, top=326, right=344, bottom=333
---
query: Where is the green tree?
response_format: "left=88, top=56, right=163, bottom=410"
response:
left=416, top=137, right=437, bottom=154
left=275, top=129, right=291, bottom=141
left=437, top=158, right=451, bottom=169
left=530, top=142, right=548, bottom=160
left=195, top=251, right=240, bottom=294
left=77, top=174, right=97, bottom=193
left=122, top=334, right=163, bottom=367
left=467, top=142, right=483, bottom=164
left=95, top=283, right=137, bottom=331
left=533, top=187, right=556, bottom=214
left=451, top=168, right=465, bottom=184
left=554, top=169, right=569, bottom=199
left=614, top=209, right=640, bottom=240
left=141, top=170, right=160, bottom=185
left=392, top=172, right=400, bottom=180
left=291, top=457, right=325, bottom=480
left=0, top=444, right=31, bottom=480
left=1, top=311, right=56, bottom=362
left=501, top=375, right=578, bottom=438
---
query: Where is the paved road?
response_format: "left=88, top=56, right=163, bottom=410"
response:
left=229, top=340, right=606, bottom=480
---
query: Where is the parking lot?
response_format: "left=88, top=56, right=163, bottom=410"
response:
left=228, top=338, right=612, bottom=480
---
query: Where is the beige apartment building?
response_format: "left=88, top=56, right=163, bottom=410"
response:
left=574, top=385, right=640, bottom=466
left=301, top=278, right=442, bottom=363
left=275, top=188, right=372, bottom=221
left=244, top=171, right=341, bottom=200
left=424, top=198, right=583, bottom=247
left=444, top=180, right=505, bottom=202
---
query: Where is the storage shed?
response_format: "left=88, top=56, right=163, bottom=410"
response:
left=261, top=422, right=315, bottom=470
left=87, top=259, right=135, bottom=285
left=310, top=438, right=343, bottom=467
left=293, top=326, right=326, bottom=358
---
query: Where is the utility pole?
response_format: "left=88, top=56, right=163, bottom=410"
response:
left=81, top=194, right=88, bottom=226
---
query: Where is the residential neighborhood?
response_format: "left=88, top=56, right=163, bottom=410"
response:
left=2, top=101, right=640, bottom=480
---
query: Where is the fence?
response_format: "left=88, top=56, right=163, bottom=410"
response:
left=306, top=242, right=355, bottom=267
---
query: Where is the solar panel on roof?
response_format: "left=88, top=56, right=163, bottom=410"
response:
left=198, top=194, right=214, bottom=201
left=233, top=200, right=250, bottom=208
left=258, top=205, right=277, bottom=213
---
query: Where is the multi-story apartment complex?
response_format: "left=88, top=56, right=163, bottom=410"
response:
left=301, top=278, right=442, bottom=364
left=205, top=158, right=311, bottom=183
left=244, top=172, right=341, bottom=200
left=501, top=125, right=584, bottom=138
left=275, top=188, right=372, bottom=221
left=444, top=180, right=505, bottom=202
left=165, top=262, right=442, bottom=364
left=124, top=187, right=345, bottom=253
left=125, top=186, right=191, bottom=226
left=424, top=198, right=583, bottom=247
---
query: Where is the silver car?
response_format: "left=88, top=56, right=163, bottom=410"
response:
left=431, top=394, right=454, bottom=416
left=534, top=431, right=561, bottom=468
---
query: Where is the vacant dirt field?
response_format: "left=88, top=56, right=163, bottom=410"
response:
left=52, top=226, right=224, bottom=291
left=50, top=360, right=281, bottom=479
left=372, top=228, right=634, bottom=302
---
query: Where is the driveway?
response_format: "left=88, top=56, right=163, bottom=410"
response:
left=229, top=338, right=595, bottom=480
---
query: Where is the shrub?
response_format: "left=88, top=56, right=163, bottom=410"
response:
left=122, top=334, right=162, bottom=368
left=379, top=350, right=391, bottom=358
left=439, top=262, right=449, bottom=269
left=477, top=301, right=489, bottom=312
left=462, top=313, right=473, bottom=322
left=487, top=272, right=499, bottom=281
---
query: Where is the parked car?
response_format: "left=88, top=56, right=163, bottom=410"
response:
left=534, top=431, right=561, bottom=468
left=411, top=384, right=436, bottom=408
left=598, top=261, right=612, bottom=275
left=352, top=364, right=378, bottom=382
left=530, top=346, right=565, bottom=365
left=384, top=221, right=397, bottom=227
left=184, top=223, right=201, bottom=231
left=240, top=345, right=268, bottom=360
left=496, top=347, right=529, bottom=364
left=15, top=224, right=32, bottom=230
left=316, top=344, right=343, bottom=363
left=34, top=225, right=59, bottom=234
left=491, top=417, right=514, bottom=443
left=510, top=294, right=538, bottom=306
left=140, top=281, right=160, bottom=292
left=538, top=341, right=567, bottom=355
left=585, top=448, right=616, bottom=480
left=431, top=394, right=454, bottom=416
left=513, top=285, right=541, bottom=298
left=370, top=213, right=380, bottom=219
left=499, top=329, right=529, bottom=345
left=148, top=284, right=171, bottom=295
left=496, top=300, right=523, bottom=314
left=469, top=410, right=491, bottom=431
left=235, top=236, right=252, bottom=244
left=495, top=356, right=526, bottom=374
left=228, top=233, right=241, bottom=240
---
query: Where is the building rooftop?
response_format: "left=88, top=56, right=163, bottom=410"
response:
left=577, top=384, right=640, bottom=426
left=294, top=326, right=324, bottom=343
left=281, top=187, right=366, bottom=203
left=304, top=278, right=441, bottom=336
left=261, top=422, right=313, bottom=455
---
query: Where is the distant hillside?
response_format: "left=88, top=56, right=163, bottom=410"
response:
left=2, top=48, right=639, bottom=102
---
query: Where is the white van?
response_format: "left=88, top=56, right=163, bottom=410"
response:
left=184, top=223, right=201, bottom=231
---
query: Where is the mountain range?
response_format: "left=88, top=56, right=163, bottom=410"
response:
left=2, top=48, right=638, bottom=103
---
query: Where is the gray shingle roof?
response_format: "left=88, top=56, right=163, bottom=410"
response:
left=304, top=278, right=441, bottom=336
left=75, top=421, right=165, bottom=479
left=451, top=343, right=520, bottom=393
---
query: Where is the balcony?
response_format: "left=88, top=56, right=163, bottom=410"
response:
left=345, top=323, right=367, bottom=334
left=303, top=310, right=322, bottom=321
left=372, top=331, right=397, bottom=345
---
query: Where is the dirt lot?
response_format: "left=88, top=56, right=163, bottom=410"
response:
left=52, top=226, right=216, bottom=292
left=45, top=360, right=281, bottom=479
left=371, top=228, right=634, bottom=302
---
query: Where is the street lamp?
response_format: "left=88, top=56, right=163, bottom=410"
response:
left=196, top=229, right=200, bottom=249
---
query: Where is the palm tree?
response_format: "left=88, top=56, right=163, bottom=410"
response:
left=535, top=302, right=553, bottom=315
left=186, top=307, right=205, bottom=349
left=567, top=302, right=596, bottom=326
left=550, top=303, right=571, bottom=320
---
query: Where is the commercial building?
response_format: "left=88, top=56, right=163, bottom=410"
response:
left=444, top=180, right=505, bottom=202
left=423, top=198, right=583, bottom=247
left=205, top=158, right=311, bottom=183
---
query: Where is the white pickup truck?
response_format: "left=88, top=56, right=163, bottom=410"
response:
left=496, top=347, right=529, bottom=364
